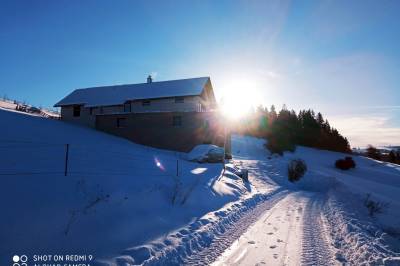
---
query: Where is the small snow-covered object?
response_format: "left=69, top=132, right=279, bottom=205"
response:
left=187, top=144, right=224, bottom=163
left=239, top=169, right=249, bottom=182
left=27, top=106, right=41, bottom=114
left=230, top=163, right=249, bottom=182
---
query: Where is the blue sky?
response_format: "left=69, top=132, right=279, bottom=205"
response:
left=0, top=0, right=399, bottom=147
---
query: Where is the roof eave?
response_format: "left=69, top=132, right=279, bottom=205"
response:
left=54, top=102, right=87, bottom=107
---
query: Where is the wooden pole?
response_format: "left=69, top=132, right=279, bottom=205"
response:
left=64, top=144, right=69, bottom=176
left=176, top=159, right=179, bottom=177
left=219, top=122, right=227, bottom=181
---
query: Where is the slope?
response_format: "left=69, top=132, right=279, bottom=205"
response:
left=0, top=109, right=247, bottom=265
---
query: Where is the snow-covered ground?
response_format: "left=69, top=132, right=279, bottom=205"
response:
left=143, top=135, right=400, bottom=265
left=0, top=109, right=247, bottom=265
left=212, top=191, right=336, bottom=266
left=1, top=108, right=400, bottom=265
left=0, top=98, right=17, bottom=110
left=210, top=135, right=400, bottom=266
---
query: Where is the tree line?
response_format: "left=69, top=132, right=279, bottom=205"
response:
left=230, top=104, right=351, bottom=154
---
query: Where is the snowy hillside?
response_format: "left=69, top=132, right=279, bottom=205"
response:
left=0, top=109, right=247, bottom=265
left=211, top=135, right=400, bottom=265
left=0, top=98, right=59, bottom=118
left=1, top=109, right=400, bottom=266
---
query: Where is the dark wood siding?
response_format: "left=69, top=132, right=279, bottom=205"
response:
left=95, top=112, right=228, bottom=152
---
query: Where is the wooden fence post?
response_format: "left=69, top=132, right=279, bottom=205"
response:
left=64, top=144, right=69, bottom=176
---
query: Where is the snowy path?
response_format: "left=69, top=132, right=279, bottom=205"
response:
left=211, top=192, right=337, bottom=266
left=182, top=190, right=289, bottom=265
left=205, top=135, right=338, bottom=266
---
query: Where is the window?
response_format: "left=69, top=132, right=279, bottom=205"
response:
left=73, top=105, right=81, bottom=117
left=142, top=100, right=151, bottom=106
left=89, top=107, right=94, bottom=115
left=197, top=103, right=205, bottom=112
left=117, top=118, right=127, bottom=128
left=124, top=102, right=131, bottom=112
left=175, top=96, right=184, bottom=103
left=172, top=115, right=182, bottom=127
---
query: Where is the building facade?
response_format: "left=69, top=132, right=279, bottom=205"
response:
left=55, top=77, right=230, bottom=153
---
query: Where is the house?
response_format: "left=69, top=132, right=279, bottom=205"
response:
left=54, top=76, right=230, bottom=152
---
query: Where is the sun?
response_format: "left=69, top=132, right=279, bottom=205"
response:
left=219, top=78, right=260, bottom=119
left=221, top=94, right=252, bottom=119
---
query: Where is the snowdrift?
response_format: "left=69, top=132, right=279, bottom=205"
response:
left=186, top=144, right=224, bottom=163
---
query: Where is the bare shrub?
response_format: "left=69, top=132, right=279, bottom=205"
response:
left=363, top=193, right=389, bottom=217
left=335, top=156, right=356, bottom=170
left=288, top=159, right=307, bottom=182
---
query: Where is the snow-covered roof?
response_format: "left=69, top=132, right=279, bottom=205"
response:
left=54, top=77, right=211, bottom=107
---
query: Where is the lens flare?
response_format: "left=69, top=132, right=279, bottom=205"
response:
left=154, top=157, right=165, bottom=171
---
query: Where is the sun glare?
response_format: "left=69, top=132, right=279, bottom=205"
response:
left=220, top=77, right=261, bottom=119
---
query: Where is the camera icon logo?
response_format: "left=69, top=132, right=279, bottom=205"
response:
left=12, top=255, right=28, bottom=266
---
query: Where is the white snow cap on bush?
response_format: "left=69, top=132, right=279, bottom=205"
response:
left=187, top=144, right=224, bottom=163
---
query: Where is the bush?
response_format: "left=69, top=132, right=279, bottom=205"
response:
left=335, top=156, right=356, bottom=170
left=288, top=159, right=307, bottom=182
left=363, top=193, right=389, bottom=217
left=345, top=157, right=356, bottom=168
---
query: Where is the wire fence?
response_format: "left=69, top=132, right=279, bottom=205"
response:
left=0, top=139, right=187, bottom=178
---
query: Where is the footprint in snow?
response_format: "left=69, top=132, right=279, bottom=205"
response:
left=277, top=239, right=284, bottom=243
left=248, top=240, right=256, bottom=244
left=270, top=245, right=277, bottom=249
left=273, top=254, right=278, bottom=259
left=267, top=232, right=274, bottom=235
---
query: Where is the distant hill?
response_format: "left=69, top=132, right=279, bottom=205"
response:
left=0, top=97, right=60, bottom=119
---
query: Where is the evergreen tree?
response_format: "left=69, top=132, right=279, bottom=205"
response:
left=389, top=150, right=396, bottom=163
left=269, top=105, right=277, bottom=124
left=316, top=112, right=324, bottom=126
left=230, top=104, right=351, bottom=154
left=366, top=145, right=381, bottom=160
left=256, top=105, right=268, bottom=137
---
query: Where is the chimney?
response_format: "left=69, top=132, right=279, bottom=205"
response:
left=147, top=75, right=153, bottom=83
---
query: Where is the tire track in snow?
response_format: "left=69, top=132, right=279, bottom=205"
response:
left=301, top=193, right=338, bottom=266
left=182, top=190, right=289, bottom=265
left=278, top=198, right=300, bottom=266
